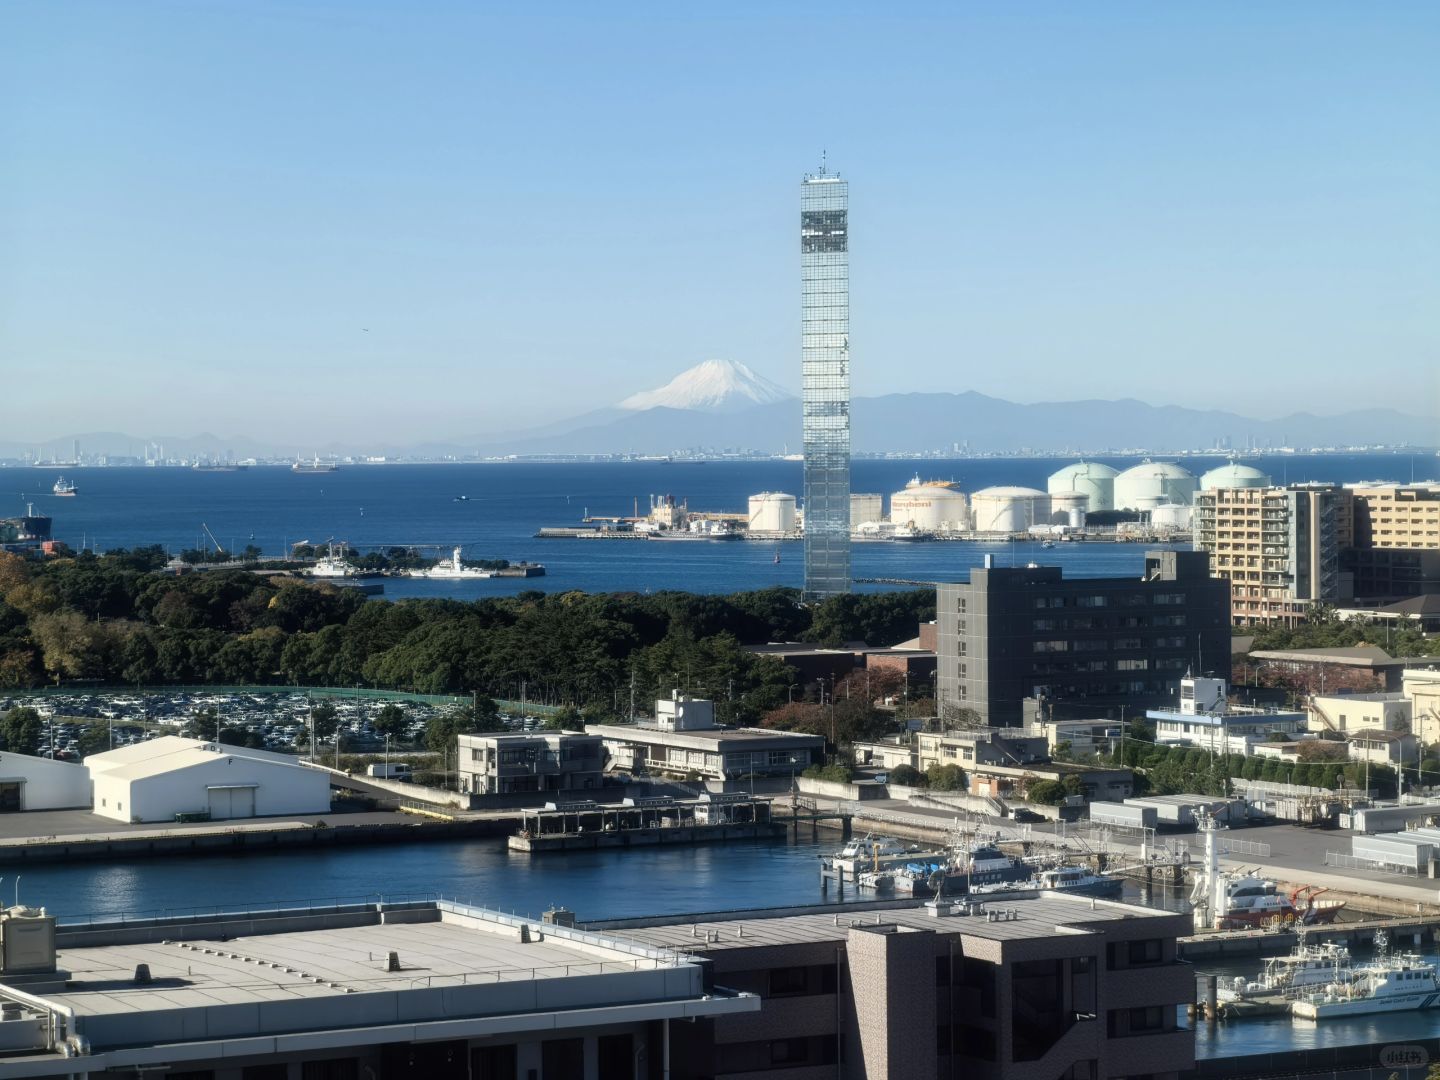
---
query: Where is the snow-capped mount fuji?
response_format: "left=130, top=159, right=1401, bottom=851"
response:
left=618, top=359, right=793, bottom=413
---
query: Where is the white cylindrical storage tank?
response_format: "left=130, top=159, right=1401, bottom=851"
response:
left=850, top=493, right=883, bottom=528
left=1113, top=461, right=1198, bottom=511
left=888, top=478, right=968, bottom=533
left=970, top=486, right=1050, bottom=533
left=1048, top=491, right=1089, bottom=526
left=748, top=492, right=796, bottom=533
left=1047, top=461, right=1119, bottom=512
left=1149, top=503, right=1193, bottom=530
left=1200, top=462, right=1273, bottom=490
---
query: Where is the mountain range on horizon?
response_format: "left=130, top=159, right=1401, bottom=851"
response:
left=4, top=359, right=1436, bottom=460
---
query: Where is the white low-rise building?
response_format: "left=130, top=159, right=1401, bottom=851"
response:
left=0, top=751, right=91, bottom=812
left=1148, top=677, right=1305, bottom=756
left=86, top=736, right=331, bottom=823
left=1308, top=692, right=1412, bottom=736
left=1347, top=729, right=1420, bottom=768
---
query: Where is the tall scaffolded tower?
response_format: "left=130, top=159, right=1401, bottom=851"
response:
left=800, top=165, right=852, bottom=601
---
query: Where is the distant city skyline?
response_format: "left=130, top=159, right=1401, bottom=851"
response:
left=3, top=3, right=1437, bottom=444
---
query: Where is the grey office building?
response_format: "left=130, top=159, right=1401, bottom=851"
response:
left=801, top=169, right=851, bottom=600
left=937, top=550, right=1232, bottom=726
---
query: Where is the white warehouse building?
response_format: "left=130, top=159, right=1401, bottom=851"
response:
left=1113, top=461, right=1199, bottom=511
left=969, top=486, right=1050, bottom=533
left=0, top=752, right=91, bottom=812
left=888, top=477, right=968, bottom=533
left=87, top=736, right=331, bottom=824
left=747, top=491, right=796, bottom=533
left=1047, top=461, right=1119, bottom=513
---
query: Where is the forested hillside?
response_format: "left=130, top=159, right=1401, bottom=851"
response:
left=0, top=549, right=934, bottom=724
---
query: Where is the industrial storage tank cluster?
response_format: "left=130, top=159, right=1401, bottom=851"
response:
left=747, top=492, right=796, bottom=533
left=1199, top=462, right=1273, bottom=490
left=1047, top=461, right=1118, bottom=512
left=1113, top=461, right=1198, bottom=511
left=1047, top=490, right=1089, bottom=528
left=850, top=493, right=884, bottom=527
left=888, top=478, right=968, bottom=532
left=970, top=486, right=1051, bottom=533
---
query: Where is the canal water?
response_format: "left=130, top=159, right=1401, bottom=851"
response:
left=26, top=835, right=1440, bottom=1060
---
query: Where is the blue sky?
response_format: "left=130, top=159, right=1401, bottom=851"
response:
left=3, top=2, right=1437, bottom=444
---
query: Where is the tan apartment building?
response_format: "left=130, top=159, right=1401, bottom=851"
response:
left=1193, top=483, right=1349, bottom=625
left=1349, top=483, right=1440, bottom=549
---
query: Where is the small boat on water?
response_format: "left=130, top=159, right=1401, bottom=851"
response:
left=52, top=476, right=76, bottom=496
left=407, top=547, right=493, bottom=579
left=1210, top=874, right=1345, bottom=930
left=1292, top=934, right=1440, bottom=1019
left=1220, top=942, right=1353, bottom=1002
left=869, top=841, right=1033, bottom=897
left=971, top=864, right=1123, bottom=898
left=827, top=834, right=939, bottom=876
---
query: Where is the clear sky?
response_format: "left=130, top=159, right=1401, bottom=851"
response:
left=3, top=2, right=1438, bottom=446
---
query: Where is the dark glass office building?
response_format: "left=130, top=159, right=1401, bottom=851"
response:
left=936, top=550, right=1232, bottom=726
left=800, top=169, right=851, bottom=601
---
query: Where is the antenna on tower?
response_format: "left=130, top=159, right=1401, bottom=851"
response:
left=819, top=149, right=827, bottom=176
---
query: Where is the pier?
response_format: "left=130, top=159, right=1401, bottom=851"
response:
left=506, top=795, right=783, bottom=853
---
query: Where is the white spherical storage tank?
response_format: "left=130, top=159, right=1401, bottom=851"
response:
left=970, top=486, right=1051, bottom=533
left=1200, top=462, right=1273, bottom=490
left=1113, top=461, right=1198, bottom=511
left=1047, top=461, right=1119, bottom=512
left=1048, top=490, right=1089, bottom=527
left=1149, top=503, right=1194, bottom=530
left=888, top=478, right=968, bottom=532
left=850, top=493, right=884, bottom=527
left=748, top=492, right=796, bottom=533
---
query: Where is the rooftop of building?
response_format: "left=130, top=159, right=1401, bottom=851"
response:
left=1249, top=646, right=1434, bottom=668
left=85, top=736, right=318, bottom=782
left=605, top=892, right=1179, bottom=951
left=745, top=640, right=870, bottom=656
left=1348, top=728, right=1413, bottom=743
left=586, top=721, right=823, bottom=744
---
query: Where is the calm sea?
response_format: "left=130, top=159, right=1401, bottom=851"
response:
left=8, top=453, right=1434, bottom=596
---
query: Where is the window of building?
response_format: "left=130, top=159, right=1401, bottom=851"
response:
left=1116, top=659, right=1149, bottom=671
left=1114, top=638, right=1142, bottom=651
left=1153, top=593, right=1187, bottom=605
left=1033, top=640, right=1068, bottom=653
left=541, top=1038, right=584, bottom=1077
left=768, top=967, right=809, bottom=995
left=597, top=1034, right=634, bottom=1080
left=470, top=1044, right=517, bottom=1080
left=302, top=1061, right=359, bottom=1080
left=770, top=1038, right=810, bottom=1065
left=1077, top=596, right=1108, bottom=608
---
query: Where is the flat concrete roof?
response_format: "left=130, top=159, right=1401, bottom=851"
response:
left=49, top=918, right=655, bottom=1017
left=611, top=893, right=1176, bottom=952
left=588, top=723, right=823, bottom=745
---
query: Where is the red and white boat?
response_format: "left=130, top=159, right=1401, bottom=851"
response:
left=1212, top=875, right=1345, bottom=930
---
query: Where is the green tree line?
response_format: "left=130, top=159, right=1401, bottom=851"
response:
left=0, top=550, right=934, bottom=726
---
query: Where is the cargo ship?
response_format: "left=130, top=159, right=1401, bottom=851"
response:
left=0, top=504, right=53, bottom=547
left=292, top=457, right=338, bottom=473
left=52, top=476, right=77, bottom=496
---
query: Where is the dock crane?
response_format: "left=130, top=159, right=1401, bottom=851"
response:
left=201, top=522, right=226, bottom=557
